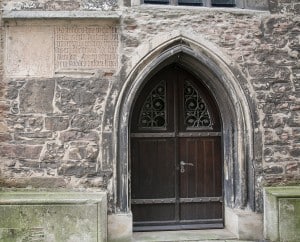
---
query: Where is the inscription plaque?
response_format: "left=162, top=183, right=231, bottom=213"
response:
left=5, top=26, right=54, bottom=77
left=54, top=26, right=118, bottom=71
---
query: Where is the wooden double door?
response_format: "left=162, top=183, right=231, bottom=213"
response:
left=131, top=65, right=223, bottom=231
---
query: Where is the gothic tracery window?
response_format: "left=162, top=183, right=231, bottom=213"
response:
left=138, top=80, right=167, bottom=129
left=184, top=80, right=212, bottom=129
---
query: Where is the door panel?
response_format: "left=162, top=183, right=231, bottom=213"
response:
left=131, top=138, right=176, bottom=199
left=132, top=204, right=175, bottom=222
left=180, top=202, right=223, bottom=220
left=179, top=137, right=222, bottom=198
left=131, top=138, right=176, bottom=224
left=131, top=65, right=223, bottom=231
left=179, top=137, right=223, bottom=222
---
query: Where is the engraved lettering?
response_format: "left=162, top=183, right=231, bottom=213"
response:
left=54, top=26, right=118, bottom=70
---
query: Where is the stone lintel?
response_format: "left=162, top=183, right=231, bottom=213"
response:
left=264, top=186, right=300, bottom=198
left=2, top=11, right=121, bottom=20
left=0, top=191, right=107, bottom=204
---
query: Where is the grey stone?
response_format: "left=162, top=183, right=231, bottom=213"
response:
left=15, top=132, right=52, bottom=142
left=0, top=144, right=43, bottom=160
left=55, top=79, right=109, bottom=114
left=44, top=0, right=80, bottom=11
left=82, top=0, right=118, bottom=11
left=290, top=147, right=300, bottom=157
left=23, top=177, right=66, bottom=188
left=41, top=142, right=66, bottom=161
left=7, top=81, right=25, bottom=99
left=244, top=0, right=269, bottom=10
left=285, top=163, right=299, bottom=174
left=2, top=10, right=121, bottom=19
left=264, top=166, right=284, bottom=175
left=67, top=141, right=99, bottom=161
left=19, top=79, right=55, bottom=114
left=71, top=114, right=101, bottom=131
left=108, top=213, right=133, bottom=242
left=45, top=116, right=69, bottom=131
left=59, top=131, right=99, bottom=143
left=58, top=163, right=97, bottom=178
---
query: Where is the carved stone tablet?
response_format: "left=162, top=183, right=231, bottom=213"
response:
left=5, top=26, right=54, bottom=77
left=54, top=26, right=118, bottom=71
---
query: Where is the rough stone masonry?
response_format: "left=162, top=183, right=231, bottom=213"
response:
left=0, top=0, right=299, bottom=217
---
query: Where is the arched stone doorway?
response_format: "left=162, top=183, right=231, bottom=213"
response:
left=113, top=37, right=260, bottom=238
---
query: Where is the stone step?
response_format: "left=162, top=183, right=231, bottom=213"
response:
left=132, top=229, right=257, bottom=242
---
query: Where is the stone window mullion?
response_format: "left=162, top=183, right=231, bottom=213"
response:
left=204, top=0, right=212, bottom=7
left=170, top=0, right=178, bottom=6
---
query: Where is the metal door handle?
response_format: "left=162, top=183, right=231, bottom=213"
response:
left=180, top=161, right=194, bottom=173
left=180, top=161, right=194, bottom=166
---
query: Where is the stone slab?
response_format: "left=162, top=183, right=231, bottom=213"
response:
left=264, top=186, right=300, bottom=242
left=108, top=213, right=132, bottom=242
left=2, top=11, right=121, bottom=19
left=19, top=79, right=55, bottom=113
left=225, top=207, right=263, bottom=240
left=54, top=25, right=118, bottom=71
left=4, top=20, right=119, bottom=77
left=133, top=229, right=236, bottom=241
left=5, top=25, right=54, bottom=77
left=279, top=198, right=300, bottom=241
left=0, top=191, right=107, bottom=242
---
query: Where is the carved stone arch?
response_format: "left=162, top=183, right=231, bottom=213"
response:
left=113, top=36, right=258, bottom=216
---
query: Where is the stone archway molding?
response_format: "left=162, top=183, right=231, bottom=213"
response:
left=113, top=32, right=257, bottom=218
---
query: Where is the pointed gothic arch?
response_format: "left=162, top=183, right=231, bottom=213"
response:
left=113, top=36, right=257, bottom=216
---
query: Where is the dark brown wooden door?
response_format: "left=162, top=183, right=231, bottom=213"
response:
left=131, top=65, right=223, bottom=231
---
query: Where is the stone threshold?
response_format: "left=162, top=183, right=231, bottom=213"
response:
left=133, top=229, right=256, bottom=241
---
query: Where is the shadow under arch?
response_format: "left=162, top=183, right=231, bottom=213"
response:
left=114, top=37, right=256, bottom=214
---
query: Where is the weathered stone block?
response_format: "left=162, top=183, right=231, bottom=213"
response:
left=60, top=131, right=99, bottom=143
left=82, top=0, right=118, bottom=11
left=41, top=142, right=65, bottom=161
left=45, top=0, right=81, bottom=10
left=15, top=132, right=53, bottom=143
left=0, top=177, right=67, bottom=189
left=225, top=207, right=263, bottom=240
left=0, top=191, right=107, bottom=242
left=264, top=186, right=300, bottom=241
left=58, top=163, right=97, bottom=178
left=245, top=0, right=269, bottom=10
left=0, top=133, right=12, bottom=142
left=108, top=213, right=132, bottom=242
left=279, top=198, right=300, bottom=241
left=19, top=80, right=55, bottom=114
left=55, top=79, right=109, bottom=114
left=45, top=116, right=69, bottom=131
left=0, top=144, right=43, bottom=159
left=67, top=141, right=99, bottom=161
left=71, top=114, right=101, bottom=131
left=264, top=166, right=284, bottom=175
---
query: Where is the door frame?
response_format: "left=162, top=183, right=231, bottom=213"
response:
left=113, top=37, right=258, bottom=220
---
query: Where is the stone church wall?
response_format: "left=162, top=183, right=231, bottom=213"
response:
left=0, top=0, right=299, bottom=216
